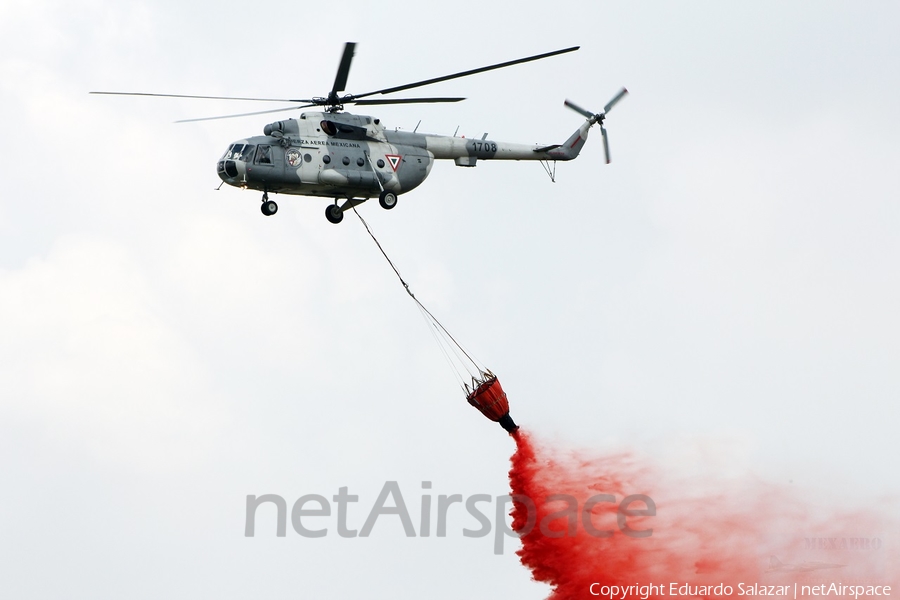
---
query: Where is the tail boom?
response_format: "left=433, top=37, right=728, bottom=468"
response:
left=412, top=120, right=591, bottom=163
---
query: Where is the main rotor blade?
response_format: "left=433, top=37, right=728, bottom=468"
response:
left=601, top=125, right=611, bottom=164
left=603, top=87, right=629, bottom=114
left=175, top=104, right=314, bottom=123
left=351, top=46, right=579, bottom=101
left=90, top=91, right=315, bottom=103
left=564, top=99, right=594, bottom=119
left=352, top=97, right=466, bottom=106
left=331, top=42, right=356, bottom=94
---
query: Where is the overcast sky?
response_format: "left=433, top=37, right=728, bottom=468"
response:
left=2, top=1, right=899, bottom=598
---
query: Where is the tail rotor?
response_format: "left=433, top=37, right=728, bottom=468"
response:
left=564, top=87, right=628, bottom=164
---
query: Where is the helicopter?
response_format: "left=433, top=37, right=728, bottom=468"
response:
left=92, top=43, right=627, bottom=223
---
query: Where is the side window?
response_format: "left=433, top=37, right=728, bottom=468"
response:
left=255, top=145, right=272, bottom=165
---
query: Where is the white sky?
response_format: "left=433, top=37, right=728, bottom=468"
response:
left=2, top=1, right=899, bottom=598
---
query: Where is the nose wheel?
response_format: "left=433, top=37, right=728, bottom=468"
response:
left=325, top=203, right=344, bottom=224
left=260, top=192, right=278, bottom=216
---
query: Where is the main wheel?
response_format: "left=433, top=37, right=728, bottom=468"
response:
left=379, top=190, right=398, bottom=210
left=325, top=204, right=344, bottom=224
left=261, top=200, right=278, bottom=216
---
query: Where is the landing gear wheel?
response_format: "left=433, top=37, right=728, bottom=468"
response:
left=261, top=200, right=278, bottom=216
left=379, top=190, right=398, bottom=210
left=325, top=204, right=344, bottom=224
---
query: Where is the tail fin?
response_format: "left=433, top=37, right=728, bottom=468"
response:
left=551, top=121, right=592, bottom=160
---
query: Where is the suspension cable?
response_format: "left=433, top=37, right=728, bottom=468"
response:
left=351, top=205, right=484, bottom=382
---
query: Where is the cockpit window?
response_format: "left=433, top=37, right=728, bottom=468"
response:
left=236, top=145, right=255, bottom=161
left=221, top=143, right=255, bottom=162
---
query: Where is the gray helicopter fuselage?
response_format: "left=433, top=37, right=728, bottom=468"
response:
left=217, top=110, right=588, bottom=200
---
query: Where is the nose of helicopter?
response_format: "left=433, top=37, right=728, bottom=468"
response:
left=217, top=157, right=239, bottom=181
left=217, top=141, right=254, bottom=184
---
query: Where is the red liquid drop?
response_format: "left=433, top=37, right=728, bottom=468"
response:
left=509, top=430, right=897, bottom=600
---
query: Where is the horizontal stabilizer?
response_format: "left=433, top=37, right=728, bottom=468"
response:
left=533, top=144, right=561, bottom=153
